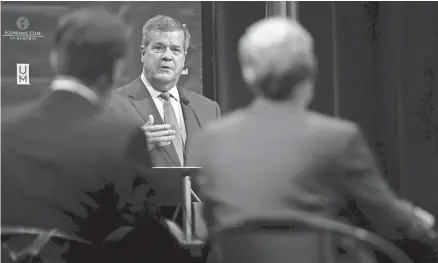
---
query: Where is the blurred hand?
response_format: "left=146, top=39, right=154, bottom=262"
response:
left=141, top=115, right=175, bottom=150
left=414, top=207, right=435, bottom=228
left=411, top=207, right=437, bottom=241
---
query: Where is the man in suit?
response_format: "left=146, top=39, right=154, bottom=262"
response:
left=1, top=8, right=187, bottom=263
left=188, top=17, right=437, bottom=262
left=108, top=15, right=220, bottom=262
left=110, top=15, right=220, bottom=168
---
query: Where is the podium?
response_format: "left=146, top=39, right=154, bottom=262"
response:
left=151, top=167, right=206, bottom=247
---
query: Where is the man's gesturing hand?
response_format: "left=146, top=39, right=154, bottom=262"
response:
left=141, top=115, right=175, bottom=150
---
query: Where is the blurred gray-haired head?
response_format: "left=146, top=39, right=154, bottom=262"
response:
left=238, top=17, right=317, bottom=101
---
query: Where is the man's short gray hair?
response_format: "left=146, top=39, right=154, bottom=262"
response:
left=238, top=17, right=316, bottom=99
left=141, top=15, right=190, bottom=53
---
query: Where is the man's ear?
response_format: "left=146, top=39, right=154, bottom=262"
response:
left=140, top=45, right=146, bottom=62
left=93, top=72, right=113, bottom=97
left=242, top=66, right=257, bottom=86
left=49, top=49, right=59, bottom=73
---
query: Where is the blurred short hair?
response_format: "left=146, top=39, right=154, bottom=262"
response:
left=53, top=8, right=129, bottom=85
left=238, top=17, right=317, bottom=100
left=141, top=15, right=190, bottom=53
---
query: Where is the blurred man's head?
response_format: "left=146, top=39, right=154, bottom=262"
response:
left=50, top=8, right=129, bottom=97
left=238, top=17, right=317, bottom=106
left=140, top=15, right=190, bottom=92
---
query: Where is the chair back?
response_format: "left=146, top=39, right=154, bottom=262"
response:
left=210, top=214, right=415, bottom=263
left=1, top=226, right=91, bottom=263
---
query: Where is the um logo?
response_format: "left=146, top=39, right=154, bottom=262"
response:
left=17, top=63, right=30, bottom=85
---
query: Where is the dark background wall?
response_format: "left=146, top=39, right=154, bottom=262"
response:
left=1, top=1, right=203, bottom=106
left=300, top=2, right=438, bottom=219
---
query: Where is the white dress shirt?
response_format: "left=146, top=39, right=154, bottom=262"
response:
left=141, top=73, right=187, bottom=144
left=51, top=76, right=99, bottom=104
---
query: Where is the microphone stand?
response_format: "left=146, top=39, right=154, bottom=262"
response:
left=165, top=169, right=205, bottom=253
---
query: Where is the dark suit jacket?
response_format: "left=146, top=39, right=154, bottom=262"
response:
left=1, top=90, right=185, bottom=263
left=188, top=98, right=436, bottom=260
left=109, top=76, right=221, bottom=167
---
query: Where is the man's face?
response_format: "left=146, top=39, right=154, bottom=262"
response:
left=141, top=30, right=186, bottom=91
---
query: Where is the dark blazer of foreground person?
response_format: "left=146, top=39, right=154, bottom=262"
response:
left=1, top=89, right=194, bottom=263
left=190, top=98, right=438, bottom=262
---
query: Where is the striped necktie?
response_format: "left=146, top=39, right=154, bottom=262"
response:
left=159, top=92, right=184, bottom=166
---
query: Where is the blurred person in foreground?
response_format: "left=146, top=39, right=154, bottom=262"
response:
left=188, top=17, right=437, bottom=262
left=1, top=8, right=188, bottom=263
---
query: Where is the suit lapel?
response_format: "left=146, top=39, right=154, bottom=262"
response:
left=130, top=99, right=162, bottom=125
left=126, top=77, right=181, bottom=166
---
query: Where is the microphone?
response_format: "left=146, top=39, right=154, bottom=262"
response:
left=180, top=96, right=202, bottom=129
